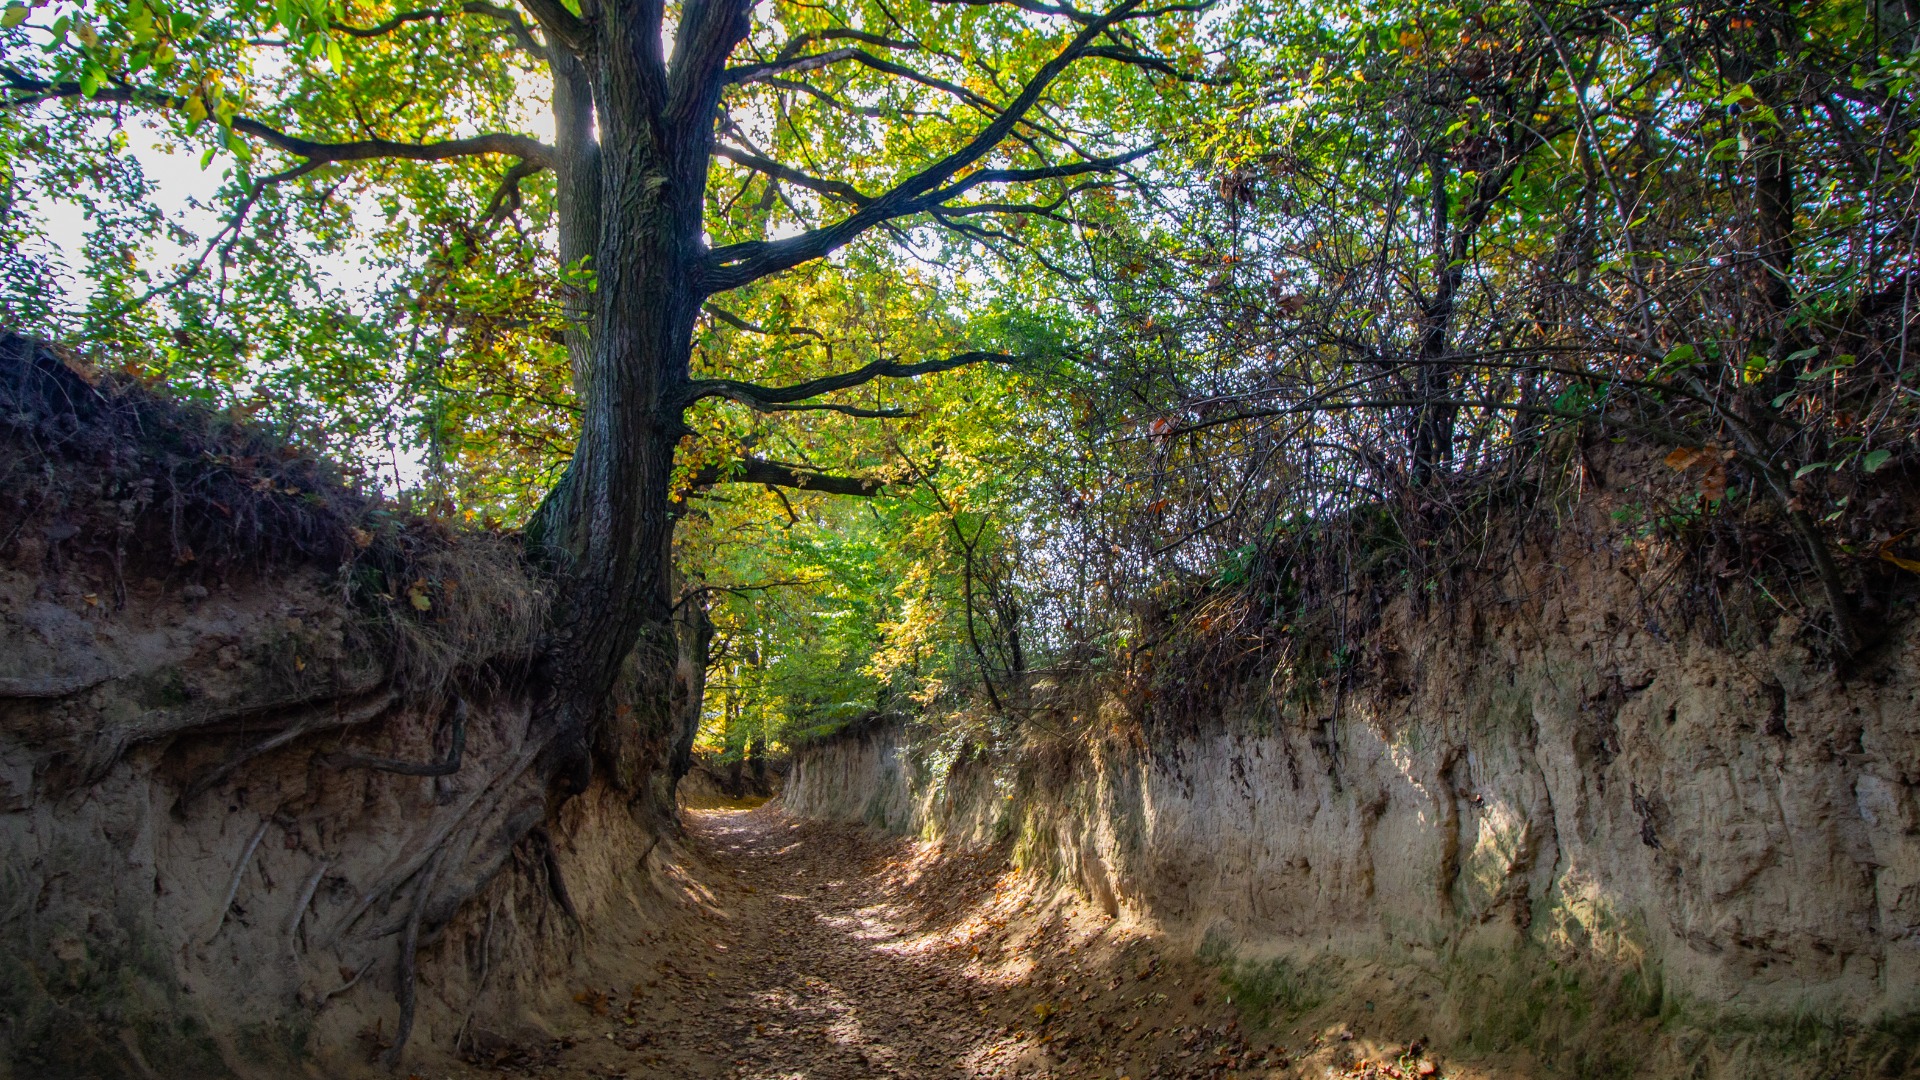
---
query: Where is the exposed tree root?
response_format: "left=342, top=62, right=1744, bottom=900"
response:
left=381, top=846, right=446, bottom=1069
left=286, top=861, right=330, bottom=958
left=205, top=816, right=272, bottom=945
left=321, top=729, right=554, bottom=949
left=176, top=671, right=387, bottom=736
left=533, top=826, right=580, bottom=921
left=176, top=689, right=399, bottom=809
left=0, top=667, right=111, bottom=699
left=320, top=696, right=467, bottom=777
left=314, top=963, right=367, bottom=1005
left=453, top=896, right=501, bottom=1056
left=116, top=1027, right=164, bottom=1080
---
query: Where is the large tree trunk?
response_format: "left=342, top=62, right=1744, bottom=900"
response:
left=550, top=45, right=603, bottom=399
left=527, top=0, right=724, bottom=789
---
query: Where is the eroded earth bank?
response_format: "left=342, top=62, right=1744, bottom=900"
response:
left=780, top=503, right=1920, bottom=1079
left=3, top=334, right=1918, bottom=1080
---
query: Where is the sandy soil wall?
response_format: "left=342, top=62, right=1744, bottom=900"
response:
left=786, top=516, right=1920, bottom=1029
left=0, top=337, right=687, bottom=1078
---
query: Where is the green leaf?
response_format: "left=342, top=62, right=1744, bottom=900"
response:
left=1794, top=462, right=1829, bottom=480
left=1797, top=354, right=1858, bottom=381
left=1863, top=449, right=1893, bottom=473
left=1, top=5, right=29, bottom=29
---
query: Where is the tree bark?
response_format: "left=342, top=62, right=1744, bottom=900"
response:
left=526, top=0, right=750, bottom=790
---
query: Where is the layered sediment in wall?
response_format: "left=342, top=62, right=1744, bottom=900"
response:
left=787, top=501, right=1920, bottom=1060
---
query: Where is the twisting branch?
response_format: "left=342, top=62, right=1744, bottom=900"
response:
left=482, top=160, right=548, bottom=221
left=683, top=457, right=890, bottom=497
left=701, top=0, right=1154, bottom=293
left=333, top=1, right=543, bottom=53
left=0, top=69, right=556, bottom=168
left=714, top=144, right=869, bottom=205
left=683, top=350, right=1016, bottom=407
left=701, top=148, right=1151, bottom=291
left=673, top=579, right=812, bottom=609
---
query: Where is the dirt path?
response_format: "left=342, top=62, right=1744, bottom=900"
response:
left=522, top=805, right=1441, bottom=1080
left=648, top=808, right=1020, bottom=1078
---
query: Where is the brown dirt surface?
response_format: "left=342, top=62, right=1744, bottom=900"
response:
left=435, top=805, right=1455, bottom=1080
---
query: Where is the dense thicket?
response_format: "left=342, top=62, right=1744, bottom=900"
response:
left=958, top=0, right=1920, bottom=733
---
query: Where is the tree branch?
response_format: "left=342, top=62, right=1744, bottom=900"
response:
left=512, top=0, right=589, bottom=52
left=227, top=120, right=554, bottom=169
left=738, top=400, right=914, bottom=417
left=684, top=457, right=890, bottom=496
left=702, top=303, right=827, bottom=339
left=0, top=70, right=555, bottom=167
left=482, top=158, right=549, bottom=221
left=726, top=46, right=863, bottom=86
left=683, top=350, right=1015, bottom=406
left=333, top=2, right=543, bottom=52
left=776, top=27, right=924, bottom=61
left=714, top=144, right=868, bottom=205
left=700, top=0, right=1148, bottom=293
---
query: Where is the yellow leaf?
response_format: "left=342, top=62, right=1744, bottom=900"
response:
left=1881, top=550, right=1920, bottom=574
left=408, top=588, right=432, bottom=611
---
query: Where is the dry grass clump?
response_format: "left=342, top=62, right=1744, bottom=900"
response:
left=0, top=330, right=549, bottom=694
